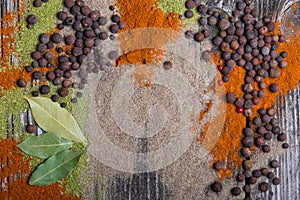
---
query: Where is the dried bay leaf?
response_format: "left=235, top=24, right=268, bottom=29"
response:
left=24, top=96, right=87, bottom=144
left=29, top=150, right=84, bottom=186
left=17, top=133, right=72, bottom=159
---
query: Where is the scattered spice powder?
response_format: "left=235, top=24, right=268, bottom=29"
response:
left=0, top=138, right=80, bottom=199
left=0, top=10, right=31, bottom=91
left=0, top=7, right=62, bottom=91
left=116, top=0, right=181, bottom=67
left=210, top=54, right=245, bottom=180
left=252, top=33, right=300, bottom=112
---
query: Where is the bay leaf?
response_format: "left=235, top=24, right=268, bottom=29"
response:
left=17, top=133, right=72, bottom=159
left=24, top=96, right=87, bottom=144
left=29, top=150, right=84, bottom=186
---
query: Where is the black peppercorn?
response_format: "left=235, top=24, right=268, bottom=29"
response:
left=282, top=143, right=289, bottom=149
left=262, top=145, right=271, bottom=153
left=267, top=172, right=275, bottom=179
left=259, top=182, right=269, bottom=192
left=231, top=187, right=241, bottom=196
left=26, top=124, right=37, bottom=133
left=39, top=85, right=50, bottom=94
left=27, top=15, right=38, bottom=25
left=273, top=177, right=281, bottom=185
left=17, top=78, right=27, bottom=88
left=270, top=160, right=280, bottom=168
left=211, top=182, right=222, bottom=193
left=51, top=95, right=60, bottom=102
left=243, top=160, right=253, bottom=170
left=58, top=87, right=69, bottom=97
left=236, top=173, right=245, bottom=182
left=32, top=91, right=39, bottom=97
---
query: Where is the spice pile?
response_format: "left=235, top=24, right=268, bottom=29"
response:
left=181, top=0, right=296, bottom=198
left=115, top=0, right=180, bottom=67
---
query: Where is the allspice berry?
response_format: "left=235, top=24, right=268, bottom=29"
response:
left=211, top=182, right=223, bottom=193
left=243, top=160, right=253, bottom=170
left=163, top=61, right=173, bottom=70
left=27, top=14, right=38, bottom=25
left=39, top=85, right=50, bottom=94
left=231, top=187, right=241, bottom=196
left=58, top=87, right=69, bottom=97
left=259, top=182, right=269, bottom=192
left=240, top=147, right=251, bottom=157
left=26, top=124, right=37, bottom=133
left=17, top=78, right=27, bottom=87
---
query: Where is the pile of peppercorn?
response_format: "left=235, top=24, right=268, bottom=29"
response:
left=184, top=0, right=288, bottom=198
left=17, top=0, right=125, bottom=108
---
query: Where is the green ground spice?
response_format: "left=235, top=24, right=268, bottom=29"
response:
left=65, top=143, right=89, bottom=197
left=0, top=88, right=29, bottom=138
left=69, top=96, right=90, bottom=129
left=16, top=0, right=63, bottom=66
left=157, top=0, right=200, bottom=24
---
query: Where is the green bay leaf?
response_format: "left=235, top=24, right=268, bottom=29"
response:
left=24, top=96, right=87, bottom=144
left=17, top=133, right=72, bottom=159
left=29, top=150, right=84, bottom=186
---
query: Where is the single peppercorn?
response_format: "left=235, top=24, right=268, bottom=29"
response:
left=270, top=160, right=280, bottom=168
left=60, top=102, right=67, bottom=108
left=249, top=176, right=257, bottom=184
left=32, top=71, right=42, bottom=80
left=25, top=65, right=33, bottom=72
left=17, top=78, right=27, bottom=87
left=226, top=92, right=236, bottom=103
left=51, top=95, right=60, bottom=102
left=39, top=85, right=50, bottom=94
left=262, top=145, right=271, bottom=153
left=269, top=83, right=279, bottom=92
left=211, top=182, right=222, bottom=193
left=236, top=173, right=245, bottom=182
left=163, top=61, right=173, bottom=70
left=259, top=182, right=269, bottom=192
left=214, top=162, right=225, bottom=170
left=58, top=87, right=69, bottom=97
left=282, top=143, right=289, bottom=149
left=273, top=177, right=281, bottom=185
left=33, top=0, right=42, bottom=7
left=252, top=170, right=262, bottom=178
left=264, top=132, right=273, bottom=141
left=243, top=185, right=251, bottom=193
left=51, top=33, right=63, bottom=44
left=109, top=24, right=119, bottom=33
left=26, top=124, right=37, bottom=133
left=243, top=160, right=253, bottom=170
left=242, top=137, right=254, bottom=147
left=267, top=172, right=275, bottom=179
left=194, top=32, right=204, bottom=42
left=231, top=187, right=241, bottom=196
left=111, top=14, right=120, bottom=23
left=261, top=168, right=269, bottom=176
left=277, top=133, right=287, bottom=142
left=27, top=14, right=38, bottom=25
left=255, top=136, right=265, bottom=147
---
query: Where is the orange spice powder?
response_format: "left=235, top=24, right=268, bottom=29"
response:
left=0, top=138, right=80, bottom=200
left=0, top=10, right=31, bottom=90
left=115, top=0, right=181, bottom=67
